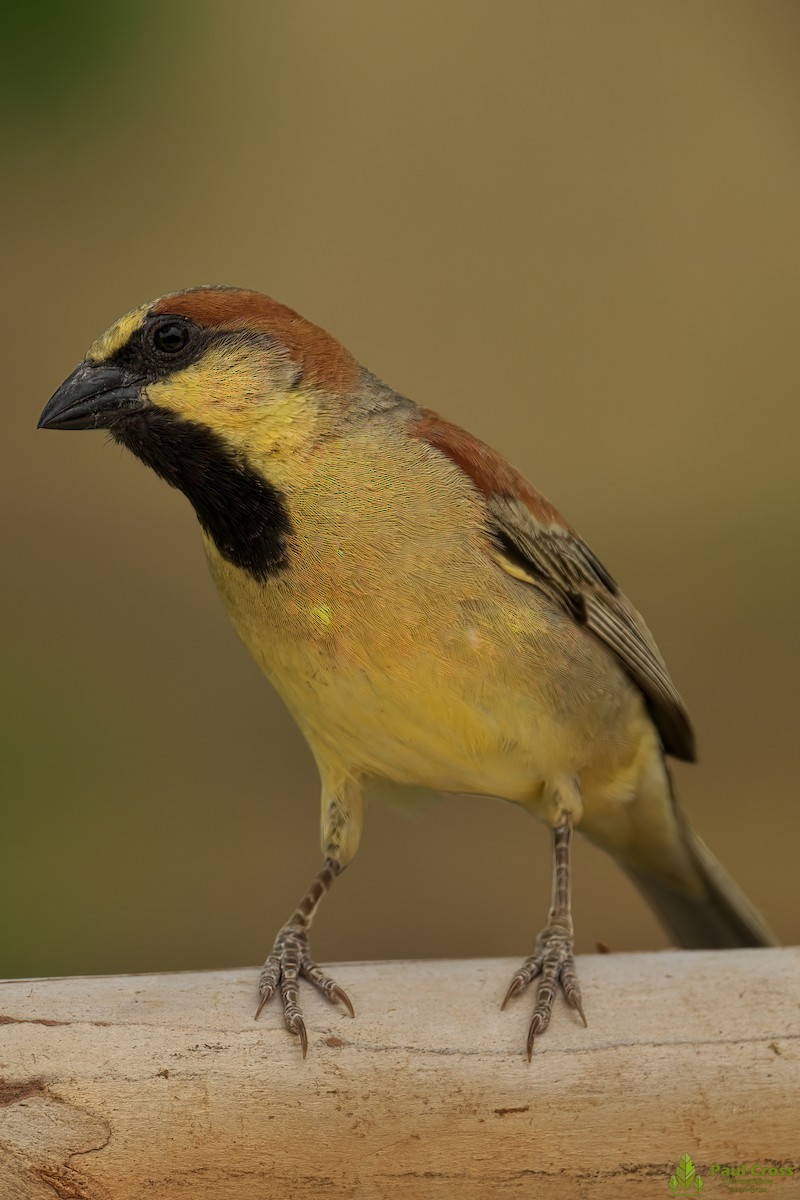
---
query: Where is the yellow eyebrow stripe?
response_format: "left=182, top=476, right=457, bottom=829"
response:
left=86, top=304, right=149, bottom=362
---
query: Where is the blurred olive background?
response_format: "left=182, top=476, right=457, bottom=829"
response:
left=2, top=0, right=798, bottom=983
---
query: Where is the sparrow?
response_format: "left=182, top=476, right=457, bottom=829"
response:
left=39, top=286, right=776, bottom=1059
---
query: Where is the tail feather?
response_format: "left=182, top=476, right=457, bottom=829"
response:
left=627, top=817, right=777, bottom=949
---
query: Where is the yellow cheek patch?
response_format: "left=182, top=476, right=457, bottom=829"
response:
left=146, top=347, right=266, bottom=429
left=86, top=304, right=149, bottom=362
left=146, top=345, right=321, bottom=454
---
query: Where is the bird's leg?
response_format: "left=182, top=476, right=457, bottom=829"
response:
left=503, top=818, right=587, bottom=1058
left=255, top=856, right=353, bottom=1057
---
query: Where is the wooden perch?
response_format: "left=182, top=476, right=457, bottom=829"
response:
left=1, top=948, right=798, bottom=1198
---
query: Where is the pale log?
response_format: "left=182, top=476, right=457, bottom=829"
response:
left=1, top=948, right=798, bottom=1199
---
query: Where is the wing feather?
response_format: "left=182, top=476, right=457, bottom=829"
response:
left=488, top=495, right=695, bottom=761
left=411, top=409, right=695, bottom=762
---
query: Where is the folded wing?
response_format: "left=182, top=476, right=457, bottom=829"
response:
left=413, top=409, right=695, bottom=762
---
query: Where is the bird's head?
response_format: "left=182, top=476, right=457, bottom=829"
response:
left=39, top=285, right=360, bottom=453
left=38, top=286, right=364, bottom=579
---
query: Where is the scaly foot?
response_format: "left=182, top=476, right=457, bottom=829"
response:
left=255, top=924, right=354, bottom=1057
left=502, top=924, right=587, bottom=1059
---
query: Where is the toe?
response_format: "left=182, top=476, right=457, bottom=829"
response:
left=501, top=958, right=543, bottom=1009
left=300, top=957, right=355, bottom=1017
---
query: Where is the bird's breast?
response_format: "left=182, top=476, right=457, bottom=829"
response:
left=201, top=425, right=649, bottom=812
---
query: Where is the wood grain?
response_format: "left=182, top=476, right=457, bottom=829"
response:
left=1, top=949, right=798, bottom=1198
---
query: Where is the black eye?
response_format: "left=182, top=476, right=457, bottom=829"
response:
left=150, top=318, right=191, bottom=356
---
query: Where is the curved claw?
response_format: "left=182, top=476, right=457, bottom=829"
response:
left=567, top=990, right=587, bottom=1027
left=254, top=985, right=274, bottom=1020
left=331, top=983, right=355, bottom=1018
left=501, top=976, right=524, bottom=1011
left=501, top=958, right=542, bottom=1011
left=289, top=1015, right=308, bottom=1059
left=526, top=1013, right=547, bottom=1062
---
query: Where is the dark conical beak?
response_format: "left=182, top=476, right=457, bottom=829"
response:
left=38, top=362, right=146, bottom=430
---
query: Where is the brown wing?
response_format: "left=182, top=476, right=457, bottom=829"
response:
left=487, top=495, right=695, bottom=761
left=413, top=410, right=696, bottom=762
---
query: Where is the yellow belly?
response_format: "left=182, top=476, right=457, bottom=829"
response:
left=206, top=528, right=648, bottom=819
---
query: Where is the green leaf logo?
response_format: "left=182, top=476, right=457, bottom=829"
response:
left=668, top=1153, right=703, bottom=1194
left=676, top=1155, right=696, bottom=1189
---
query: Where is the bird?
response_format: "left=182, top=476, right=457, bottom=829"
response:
left=39, top=286, right=776, bottom=1059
